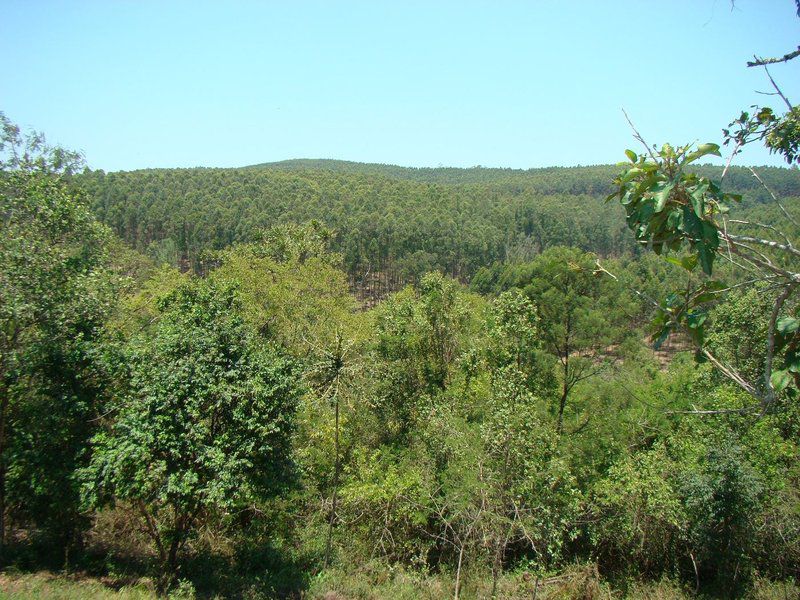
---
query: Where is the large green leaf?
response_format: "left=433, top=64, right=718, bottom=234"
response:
left=771, top=369, right=793, bottom=392
left=777, top=316, right=799, bottom=336
left=665, top=255, right=697, bottom=272
left=653, top=181, right=675, bottom=213
left=684, top=143, right=721, bottom=165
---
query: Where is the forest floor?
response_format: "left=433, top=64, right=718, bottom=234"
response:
left=0, top=568, right=797, bottom=599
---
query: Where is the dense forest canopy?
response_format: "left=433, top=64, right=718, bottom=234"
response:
left=77, top=161, right=800, bottom=284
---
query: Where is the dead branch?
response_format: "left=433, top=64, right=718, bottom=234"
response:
left=725, top=234, right=800, bottom=260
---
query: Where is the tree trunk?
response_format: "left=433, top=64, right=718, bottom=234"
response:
left=557, top=318, right=571, bottom=435
left=557, top=353, right=569, bottom=435
left=324, top=390, right=341, bottom=568
left=156, top=533, right=183, bottom=596
left=491, top=537, right=503, bottom=598
left=454, top=542, right=464, bottom=600
left=0, top=389, right=9, bottom=565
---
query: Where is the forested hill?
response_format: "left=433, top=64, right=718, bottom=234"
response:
left=250, top=158, right=799, bottom=195
left=77, top=161, right=800, bottom=280
left=246, top=159, right=622, bottom=190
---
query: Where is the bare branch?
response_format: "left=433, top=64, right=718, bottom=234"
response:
left=717, top=245, right=762, bottom=276
left=594, top=260, right=660, bottom=308
left=727, top=219, right=794, bottom=248
left=723, top=216, right=737, bottom=273
left=747, top=46, right=800, bottom=68
left=725, top=233, right=800, bottom=260
left=728, top=237, right=780, bottom=267
left=762, top=64, right=794, bottom=111
left=762, top=282, right=797, bottom=413
left=704, top=276, right=781, bottom=296
left=667, top=406, right=761, bottom=415
left=748, top=167, right=800, bottom=229
left=721, top=229, right=777, bottom=275
left=721, top=139, right=742, bottom=182
left=723, top=235, right=800, bottom=281
left=701, top=348, right=760, bottom=399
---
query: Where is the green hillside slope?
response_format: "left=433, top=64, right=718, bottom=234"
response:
left=77, top=161, right=800, bottom=279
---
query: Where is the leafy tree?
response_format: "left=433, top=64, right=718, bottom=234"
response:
left=495, top=248, right=633, bottom=433
left=418, top=295, right=577, bottom=598
left=81, top=279, right=300, bottom=591
left=209, top=222, right=371, bottom=570
left=1, top=112, right=83, bottom=175
left=591, top=442, right=686, bottom=578
left=208, top=221, right=361, bottom=359
left=77, top=157, right=795, bottom=285
left=338, top=447, right=435, bottom=565
left=372, top=273, right=479, bottom=442
left=478, top=367, right=579, bottom=595
left=678, top=436, right=763, bottom=594
left=0, top=114, right=114, bottom=562
left=485, top=290, right=539, bottom=371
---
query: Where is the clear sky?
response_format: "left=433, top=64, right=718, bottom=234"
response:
left=1, top=0, right=798, bottom=172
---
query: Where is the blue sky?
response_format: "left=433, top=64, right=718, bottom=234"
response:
left=1, top=1, right=798, bottom=171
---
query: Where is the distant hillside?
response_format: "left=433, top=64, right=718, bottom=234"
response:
left=250, top=158, right=799, bottom=199
left=246, top=159, right=620, bottom=189
left=77, top=160, right=800, bottom=280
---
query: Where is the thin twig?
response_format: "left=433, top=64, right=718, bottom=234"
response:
left=701, top=348, right=760, bottom=399
left=721, top=140, right=742, bottom=181
left=667, top=406, right=761, bottom=415
left=622, top=109, right=659, bottom=163
left=748, top=167, right=799, bottom=229
left=594, top=260, right=660, bottom=308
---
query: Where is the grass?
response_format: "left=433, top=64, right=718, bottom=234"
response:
left=0, top=567, right=797, bottom=599
left=0, top=571, right=157, bottom=599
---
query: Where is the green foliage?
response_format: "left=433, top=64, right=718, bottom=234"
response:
left=704, top=286, right=772, bottom=388
left=483, top=247, right=635, bottom=431
left=372, top=273, right=480, bottom=441
left=590, top=373, right=798, bottom=591
left=209, top=222, right=362, bottom=360
left=607, top=143, right=738, bottom=276
left=255, top=220, right=337, bottom=266
left=0, top=111, right=84, bottom=175
left=678, top=436, right=763, bottom=590
left=485, top=290, right=539, bottom=370
left=724, top=105, right=800, bottom=166
left=771, top=312, right=800, bottom=393
left=0, top=572, right=156, bottom=599
left=339, top=448, right=435, bottom=565
left=608, top=135, right=800, bottom=400
left=478, top=367, right=580, bottom=568
left=81, top=278, right=301, bottom=588
left=591, top=443, right=686, bottom=577
left=0, top=118, right=118, bottom=556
